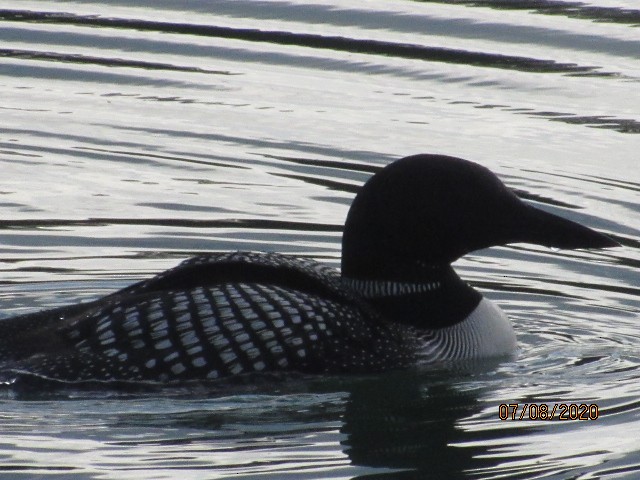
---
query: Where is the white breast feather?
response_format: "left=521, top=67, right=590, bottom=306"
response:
left=417, top=297, right=517, bottom=362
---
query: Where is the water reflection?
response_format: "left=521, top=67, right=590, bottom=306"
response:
left=342, top=370, right=490, bottom=479
left=11, top=357, right=633, bottom=479
left=0, top=366, right=506, bottom=478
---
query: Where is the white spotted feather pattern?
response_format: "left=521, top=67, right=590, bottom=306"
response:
left=4, top=253, right=417, bottom=383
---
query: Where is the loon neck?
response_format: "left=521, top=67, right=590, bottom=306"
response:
left=342, top=266, right=482, bottom=329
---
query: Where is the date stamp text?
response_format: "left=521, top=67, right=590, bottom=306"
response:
left=498, top=403, right=599, bottom=421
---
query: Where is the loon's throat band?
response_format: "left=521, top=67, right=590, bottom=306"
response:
left=341, top=278, right=443, bottom=298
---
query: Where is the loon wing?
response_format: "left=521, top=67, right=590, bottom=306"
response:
left=1, top=252, right=412, bottom=383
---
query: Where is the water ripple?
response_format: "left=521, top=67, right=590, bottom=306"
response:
left=0, top=9, right=625, bottom=75
left=1, top=0, right=638, bottom=478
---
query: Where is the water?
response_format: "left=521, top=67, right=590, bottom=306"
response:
left=0, top=0, right=639, bottom=478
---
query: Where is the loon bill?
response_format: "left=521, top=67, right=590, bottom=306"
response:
left=0, top=154, right=618, bottom=384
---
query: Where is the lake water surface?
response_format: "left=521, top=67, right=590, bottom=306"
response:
left=0, top=0, right=639, bottom=478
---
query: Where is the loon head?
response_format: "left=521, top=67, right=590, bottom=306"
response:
left=342, top=154, right=618, bottom=281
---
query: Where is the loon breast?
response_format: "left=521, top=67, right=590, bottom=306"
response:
left=416, top=298, right=517, bottom=363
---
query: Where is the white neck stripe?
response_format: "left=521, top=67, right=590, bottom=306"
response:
left=342, top=277, right=442, bottom=298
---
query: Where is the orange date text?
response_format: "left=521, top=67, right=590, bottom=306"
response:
left=498, top=403, right=599, bottom=421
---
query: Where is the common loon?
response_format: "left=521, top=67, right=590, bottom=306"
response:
left=0, top=154, right=618, bottom=383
